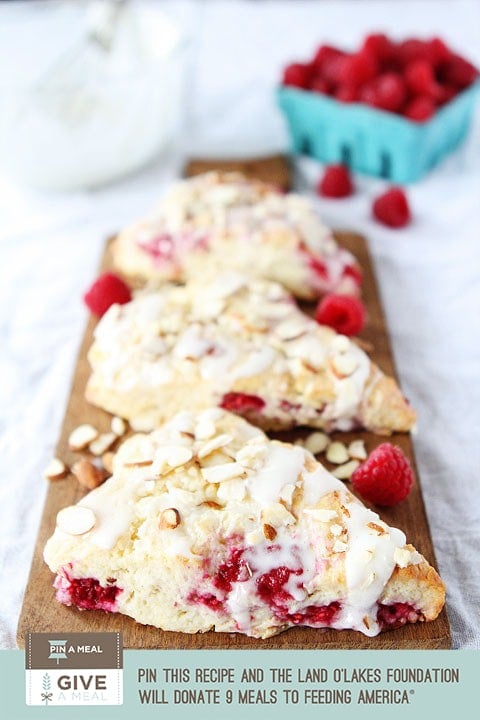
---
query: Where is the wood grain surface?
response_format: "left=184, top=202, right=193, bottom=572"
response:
left=17, top=157, right=450, bottom=649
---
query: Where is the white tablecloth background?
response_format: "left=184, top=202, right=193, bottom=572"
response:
left=1, top=0, right=479, bottom=649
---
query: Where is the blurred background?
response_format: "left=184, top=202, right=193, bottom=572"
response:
left=0, top=0, right=479, bottom=650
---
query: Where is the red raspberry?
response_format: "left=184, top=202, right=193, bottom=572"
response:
left=334, top=84, right=359, bottom=103
left=440, top=54, right=478, bottom=89
left=405, top=60, right=439, bottom=97
left=220, top=393, right=265, bottom=414
left=428, top=37, right=452, bottom=67
left=372, top=187, right=411, bottom=228
left=339, top=50, right=378, bottom=87
left=311, top=76, right=331, bottom=95
left=315, top=294, right=366, bottom=336
left=436, top=84, right=458, bottom=106
left=83, top=272, right=132, bottom=317
left=351, top=443, right=414, bottom=506
left=397, top=38, right=431, bottom=66
left=362, top=33, right=395, bottom=63
left=317, top=164, right=354, bottom=198
left=404, top=95, right=436, bottom=122
left=283, top=62, right=313, bottom=89
left=361, top=73, right=407, bottom=112
left=313, top=45, right=344, bottom=69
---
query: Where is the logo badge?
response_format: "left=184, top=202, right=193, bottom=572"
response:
left=26, top=632, right=123, bottom=706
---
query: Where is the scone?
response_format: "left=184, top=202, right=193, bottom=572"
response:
left=44, top=409, right=445, bottom=639
left=86, top=273, right=416, bottom=435
left=112, top=171, right=361, bottom=300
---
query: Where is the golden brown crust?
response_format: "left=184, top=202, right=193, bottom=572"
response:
left=362, top=371, right=417, bottom=435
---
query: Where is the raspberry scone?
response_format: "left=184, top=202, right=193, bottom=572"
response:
left=86, top=274, right=415, bottom=435
left=112, top=171, right=361, bottom=300
left=43, top=410, right=445, bottom=639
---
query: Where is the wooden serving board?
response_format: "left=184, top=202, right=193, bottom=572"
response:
left=17, top=158, right=451, bottom=649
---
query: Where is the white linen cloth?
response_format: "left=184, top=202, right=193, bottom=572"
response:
left=0, top=0, right=479, bottom=649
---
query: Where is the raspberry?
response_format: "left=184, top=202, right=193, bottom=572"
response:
left=362, top=33, right=395, bottom=63
left=377, top=602, right=420, bottom=630
left=220, top=392, right=265, bottom=414
left=372, top=187, right=411, bottom=228
left=83, top=272, right=132, bottom=317
left=436, top=84, right=457, bottom=106
left=351, top=443, right=414, bottom=506
left=313, top=46, right=346, bottom=86
left=334, top=84, right=358, bottom=103
left=317, top=164, right=354, bottom=198
left=397, top=38, right=431, bottom=66
left=440, top=54, right=478, bottom=89
left=361, top=73, right=407, bottom=112
left=428, top=37, right=452, bottom=67
left=404, top=95, right=436, bottom=122
left=256, top=566, right=301, bottom=608
left=405, top=60, right=439, bottom=97
left=66, top=577, right=121, bottom=611
left=283, top=62, right=313, bottom=89
left=339, top=50, right=378, bottom=87
left=315, top=294, right=366, bottom=336
left=311, top=76, right=331, bottom=95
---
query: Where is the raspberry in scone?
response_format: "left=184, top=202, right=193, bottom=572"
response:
left=112, top=171, right=362, bottom=300
left=43, top=409, right=445, bottom=639
left=86, top=274, right=415, bottom=435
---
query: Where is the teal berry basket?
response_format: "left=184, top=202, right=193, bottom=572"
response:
left=277, top=81, right=480, bottom=183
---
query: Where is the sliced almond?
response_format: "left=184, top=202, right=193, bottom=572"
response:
left=159, top=507, right=181, bottom=529
left=56, top=505, right=96, bottom=535
left=330, top=523, right=343, bottom=536
left=330, top=335, right=351, bottom=353
left=326, top=441, right=349, bottom=465
left=199, top=501, right=223, bottom=509
left=164, top=446, right=193, bottom=469
left=332, top=539, right=348, bottom=553
left=72, top=459, right=108, bottom=490
left=102, top=451, right=115, bottom=475
left=201, top=462, right=245, bottom=483
left=330, top=353, right=358, bottom=378
left=111, top=416, right=127, bottom=437
left=263, top=523, right=277, bottom=541
left=124, top=459, right=154, bottom=468
left=348, top=440, right=367, bottom=461
left=43, top=458, right=68, bottom=481
left=195, top=419, right=217, bottom=441
left=262, top=502, right=295, bottom=528
left=332, top=460, right=360, bottom=480
left=304, top=431, right=329, bottom=455
left=89, top=432, right=117, bottom=457
left=68, top=424, right=99, bottom=451
left=367, top=521, right=387, bottom=535
left=197, top=434, right=233, bottom=459
left=275, top=319, right=307, bottom=341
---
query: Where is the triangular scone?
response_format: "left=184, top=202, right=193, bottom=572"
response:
left=112, top=171, right=361, bottom=300
left=86, top=274, right=415, bottom=435
left=44, top=410, right=444, bottom=639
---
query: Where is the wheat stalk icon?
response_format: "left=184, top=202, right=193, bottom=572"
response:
left=41, top=673, right=53, bottom=706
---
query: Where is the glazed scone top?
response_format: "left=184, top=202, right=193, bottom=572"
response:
left=44, top=409, right=425, bottom=637
left=88, top=273, right=374, bottom=431
left=113, top=172, right=360, bottom=298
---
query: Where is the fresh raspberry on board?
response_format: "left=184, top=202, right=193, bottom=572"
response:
left=372, top=187, right=411, bottom=228
left=351, top=443, right=415, bottom=506
left=83, top=272, right=132, bottom=317
left=317, top=164, right=354, bottom=198
left=315, top=294, right=366, bottom=336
